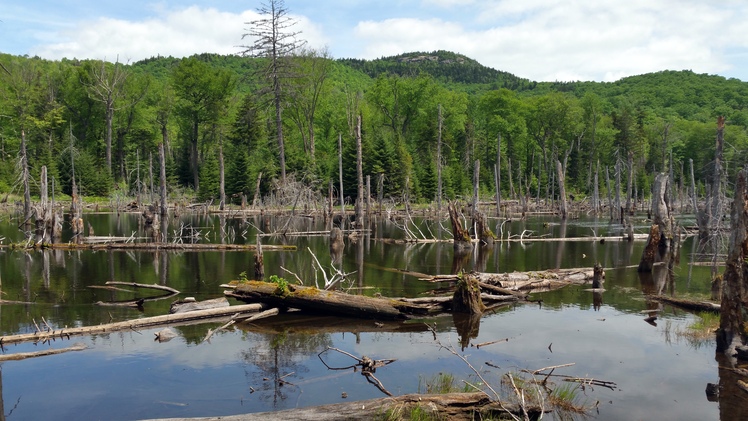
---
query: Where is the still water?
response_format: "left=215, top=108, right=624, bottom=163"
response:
left=0, top=212, right=731, bottom=420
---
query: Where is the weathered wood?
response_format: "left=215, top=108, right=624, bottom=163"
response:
left=718, top=169, right=748, bottom=358
left=0, top=303, right=266, bottom=346
left=0, top=242, right=297, bottom=252
left=422, top=268, right=599, bottom=293
left=0, top=343, right=87, bottom=362
left=639, top=173, right=673, bottom=272
left=106, top=281, right=179, bottom=295
left=229, top=281, right=430, bottom=320
left=254, top=236, right=264, bottom=280
left=138, top=392, right=541, bottom=421
left=592, top=263, right=604, bottom=289
left=648, top=295, right=720, bottom=313
left=170, top=297, right=229, bottom=314
left=448, top=203, right=472, bottom=252
left=452, top=274, right=486, bottom=314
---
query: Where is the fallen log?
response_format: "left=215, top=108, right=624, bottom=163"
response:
left=0, top=303, right=267, bottom=346
left=1, top=242, right=296, bottom=252
left=139, top=392, right=542, bottom=421
left=421, top=268, right=600, bottom=293
left=0, top=342, right=88, bottom=361
left=170, top=297, right=229, bottom=314
left=648, top=295, right=720, bottom=313
left=228, top=281, right=432, bottom=320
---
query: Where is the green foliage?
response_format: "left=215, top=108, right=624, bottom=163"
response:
left=2, top=51, right=748, bottom=204
left=269, top=274, right=289, bottom=296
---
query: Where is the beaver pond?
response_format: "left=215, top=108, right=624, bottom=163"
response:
left=0, top=211, right=740, bottom=420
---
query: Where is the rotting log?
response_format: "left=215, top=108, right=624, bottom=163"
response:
left=0, top=303, right=266, bottom=346
left=137, top=392, right=542, bottom=421
left=421, top=267, right=599, bottom=293
left=228, top=281, right=433, bottom=320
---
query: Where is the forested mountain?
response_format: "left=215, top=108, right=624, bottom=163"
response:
left=1, top=50, right=746, bottom=209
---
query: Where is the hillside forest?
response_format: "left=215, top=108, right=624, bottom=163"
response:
left=1, top=49, right=748, bottom=209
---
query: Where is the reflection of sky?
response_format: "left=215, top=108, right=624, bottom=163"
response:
left=1, top=301, right=718, bottom=420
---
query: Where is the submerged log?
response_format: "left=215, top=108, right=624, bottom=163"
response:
left=648, top=295, right=720, bottom=313
left=228, top=281, right=430, bottom=320
left=0, top=303, right=266, bottom=346
left=139, top=392, right=542, bottom=421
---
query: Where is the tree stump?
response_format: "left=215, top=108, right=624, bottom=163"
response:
left=638, top=173, right=673, bottom=272
left=592, top=263, right=604, bottom=289
left=473, top=210, right=495, bottom=246
left=254, top=236, right=264, bottom=280
left=448, top=203, right=472, bottom=253
left=452, top=274, right=485, bottom=315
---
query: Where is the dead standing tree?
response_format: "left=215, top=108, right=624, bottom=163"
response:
left=638, top=173, right=676, bottom=272
left=696, top=116, right=726, bottom=246
left=717, top=169, right=748, bottom=362
left=241, top=0, right=306, bottom=184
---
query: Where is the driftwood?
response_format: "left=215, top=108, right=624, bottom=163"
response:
left=227, top=281, right=432, bottom=320
left=0, top=343, right=87, bottom=361
left=648, top=295, right=720, bottom=313
left=421, top=268, right=600, bottom=293
left=170, top=297, right=229, bottom=314
left=138, top=392, right=542, bottom=421
left=0, top=303, right=266, bottom=346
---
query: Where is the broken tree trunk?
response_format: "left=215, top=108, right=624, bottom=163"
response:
left=473, top=210, right=495, bottom=246
left=556, top=159, right=568, bottom=219
left=228, top=281, right=431, bottom=320
left=592, top=263, right=604, bottom=288
left=448, top=202, right=472, bottom=252
left=717, top=169, right=748, bottom=359
left=254, top=236, right=264, bottom=280
left=638, top=173, right=674, bottom=272
left=452, top=274, right=486, bottom=314
left=0, top=302, right=267, bottom=346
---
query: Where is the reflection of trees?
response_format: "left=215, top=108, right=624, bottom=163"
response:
left=241, top=331, right=332, bottom=408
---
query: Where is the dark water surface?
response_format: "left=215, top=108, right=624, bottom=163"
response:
left=0, top=212, right=731, bottom=420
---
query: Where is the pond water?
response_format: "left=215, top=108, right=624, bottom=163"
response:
left=0, top=211, right=740, bottom=420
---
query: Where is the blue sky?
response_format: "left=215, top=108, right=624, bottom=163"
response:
left=3, top=0, right=748, bottom=82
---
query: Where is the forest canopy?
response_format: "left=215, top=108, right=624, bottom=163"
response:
left=1, top=49, right=746, bottom=205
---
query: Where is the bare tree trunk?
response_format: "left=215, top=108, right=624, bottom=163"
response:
left=615, top=159, right=622, bottom=224
left=159, top=141, right=168, bottom=216
left=437, top=104, right=443, bottom=211
left=638, top=173, right=673, bottom=272
left=606, top=166, right=613, bottom=220
left=21, top=130, right=31, bottom=224
left=593, top=160, right=600, bottom=215
left=556, top=160, right=567, bottom=219
left=472, top=160, right=480, bottom=215
left=338, top=133, right=344, bottom=226
left=355, top=115, right=363, bottom=228
left=253, top=172, right=263, bottom=208
left=219, top=140, right=226, bottom=211
left=717, top=169, right=748, bottom=361
left=496, top=133, right=501, bottom=217
left=366, top=175, right=371, bottom=221
left=625, top=152, right=634, bottom=215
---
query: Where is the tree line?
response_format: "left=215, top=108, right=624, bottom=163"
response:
left=2, top=47, right=747, bottom=209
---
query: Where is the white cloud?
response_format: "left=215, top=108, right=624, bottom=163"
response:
left=350, top=0, right=748, bottom=81
left=28, top=6, right=328, bottom=63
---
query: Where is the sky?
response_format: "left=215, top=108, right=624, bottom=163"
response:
left=3, top=0, right=748, bottom=82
